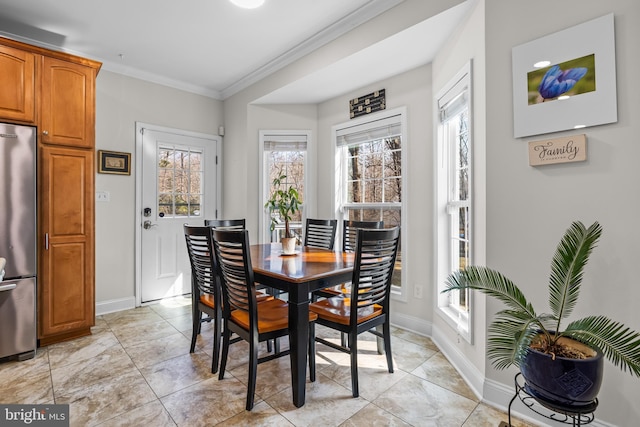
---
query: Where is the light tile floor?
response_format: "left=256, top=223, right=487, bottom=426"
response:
left=0, top=297, right=537, bottom=426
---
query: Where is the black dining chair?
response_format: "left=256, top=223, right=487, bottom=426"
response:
left=342, top=219, right=384, bottom=252
left=313, top=219, right=384, bottom=301
left=303, top=218, right=337, bottom=250
left=213, top=229, right=318, bottom=410
left=310, top=226, right=400, bottom=398
left=205, top=218, right=277, bottom=315
left=186, top=222, right=273, bottom=370
left=183, top=225, right=223, bottom=373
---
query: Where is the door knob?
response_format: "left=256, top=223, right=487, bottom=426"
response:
left=143, top=220, right=157, bottom=229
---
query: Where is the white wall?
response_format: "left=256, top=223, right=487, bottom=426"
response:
left=483, top=0, right=640, bottom=425
left=94, top=70, right=223, bottom=312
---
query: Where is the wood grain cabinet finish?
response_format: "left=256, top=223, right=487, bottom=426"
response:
left=0, top=36, right=101, bottom=346
left=40, top=56, right=96, bottom=148
left=39, top=146, right=95, bottom=344
left=0, top=44, right=36, bottom=123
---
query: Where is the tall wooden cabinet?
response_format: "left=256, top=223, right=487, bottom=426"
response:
left=0, top=36, right=101, bottom=346
left=39, top=146, right=95, bottom=343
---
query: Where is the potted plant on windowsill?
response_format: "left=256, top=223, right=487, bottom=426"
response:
left=264, top=172, right=301, bottom=255
left=443, top=221, right=640, bottom=406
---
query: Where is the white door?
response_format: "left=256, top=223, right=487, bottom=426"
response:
left=138, top=125, right=219, bottom=303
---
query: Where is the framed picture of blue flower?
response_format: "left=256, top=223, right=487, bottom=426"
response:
left=512, top=13, right=617, bottom=138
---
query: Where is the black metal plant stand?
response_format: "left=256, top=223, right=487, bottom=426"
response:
left=504, top=373, right=598, bottom=427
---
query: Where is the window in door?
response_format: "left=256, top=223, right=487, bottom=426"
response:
left=334, top=109, right=405, bottom=298
left=436, top=62, right=473, bottom=342
left=158, top=146, right=203, bottom=218
left=259, top=131, right=309, bottom=243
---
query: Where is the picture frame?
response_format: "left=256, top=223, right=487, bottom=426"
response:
left=512, top=13, right=617, bottom=138
left=98, top=150, right=131, bottom=175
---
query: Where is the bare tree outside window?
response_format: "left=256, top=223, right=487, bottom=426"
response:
left=343, top=135, right=402, bottom=287
left=267, top=150, right=305, bottom=242
left=157, top=147, right=203, bottom=217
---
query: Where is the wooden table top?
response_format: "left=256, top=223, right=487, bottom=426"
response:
left=250, top=243, right=354, bottom=284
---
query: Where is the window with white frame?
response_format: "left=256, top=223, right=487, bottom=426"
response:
left=259, top=131, right=308, bottom=244
left=157, top=145, right=203, bottom=218
left=335, top=109, right=405, bottom=297
left=436, top=62, right=473, bottom=342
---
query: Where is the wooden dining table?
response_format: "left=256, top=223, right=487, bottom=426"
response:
left=250, top=243, right=355, bottom=407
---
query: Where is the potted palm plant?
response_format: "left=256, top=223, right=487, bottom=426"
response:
left=264, top=172, right=301, bottom=254
left=444, top=220, right=640, bottom=406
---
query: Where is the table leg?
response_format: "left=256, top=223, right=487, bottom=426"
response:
left=288, top=290, right=309, bottom=407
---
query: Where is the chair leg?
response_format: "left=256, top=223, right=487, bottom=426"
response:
left=383, top=321, right=393, bottom=373
left=218, top=323, right=231, bottom=380
left=190, top=309, right=201, bottom=353
left=211, top=310, right=221, bottom=374
left=349, top=331, right=359, bottom=398
left=309, top=322, right=316, bottom=382
left=246, top=335, right=259, bottom=411
left=341, top=332, right=347, bottom=348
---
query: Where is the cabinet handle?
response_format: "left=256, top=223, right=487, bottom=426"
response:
left=45, top=233, right=49, bottom=250
left=42, top=130, right=49, bottom=135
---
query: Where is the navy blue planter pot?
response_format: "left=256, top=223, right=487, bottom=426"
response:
left=520, top=337, right=603, bottom=406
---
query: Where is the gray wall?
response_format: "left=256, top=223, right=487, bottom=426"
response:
left=483, top=0, right=640, bottom=424
left=95, top=70, right=223, bottom=309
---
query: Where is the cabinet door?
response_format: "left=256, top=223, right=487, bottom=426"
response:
left=0, top=44, right=35, bottom=123
left=40, top=56, right=95, bottom=148
left=39, top=145, right=95, bottom=341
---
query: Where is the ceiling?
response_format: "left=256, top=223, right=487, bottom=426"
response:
left=0, top=0, right=471, bottom=103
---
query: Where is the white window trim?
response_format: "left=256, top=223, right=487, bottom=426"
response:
left=332, top=107, right=408, bottom=301
left=434, top=61, right=474, bottom=343
left=258, top=130, right=312, bottom=244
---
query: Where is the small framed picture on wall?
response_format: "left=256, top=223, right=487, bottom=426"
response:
left=98, top=150, right=131, bottom=175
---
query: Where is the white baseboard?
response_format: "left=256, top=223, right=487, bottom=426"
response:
left=95, top=297, right=136, bottom=316
left=431, top=325, right=484, bottom=400
left=391, top=310, right=432, bottom=336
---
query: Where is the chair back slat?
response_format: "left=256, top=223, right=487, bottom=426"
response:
left=184, top=225, right=217, bottom=297
left=350, top=227, right=400, bottom=320
left=304, top=218, right=337, bottom=250
left=205, top=218, right=246, bottom=231
left=342, top=220, right=384, bottom=252
left=213, top=229, right=258, bottom=321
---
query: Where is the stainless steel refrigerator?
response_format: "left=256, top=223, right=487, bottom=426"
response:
left=0, top=122, right=37, bottom=361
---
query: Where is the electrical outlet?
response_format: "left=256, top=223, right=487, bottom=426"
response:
left=414, top=284, right=423, bottom=299
left=96, top=191, right=110, bottom=202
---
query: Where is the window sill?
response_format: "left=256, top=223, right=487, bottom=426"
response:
left=436, top=305, right=471, bottom=343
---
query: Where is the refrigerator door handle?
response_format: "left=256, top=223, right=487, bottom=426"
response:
left=0, top=283, right=17, bottom=292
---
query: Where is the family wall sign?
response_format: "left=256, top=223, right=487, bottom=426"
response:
left=528, top=134, right=586, bottom=166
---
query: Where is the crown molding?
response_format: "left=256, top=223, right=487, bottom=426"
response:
left=219, top=0, right=404, bottom=99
